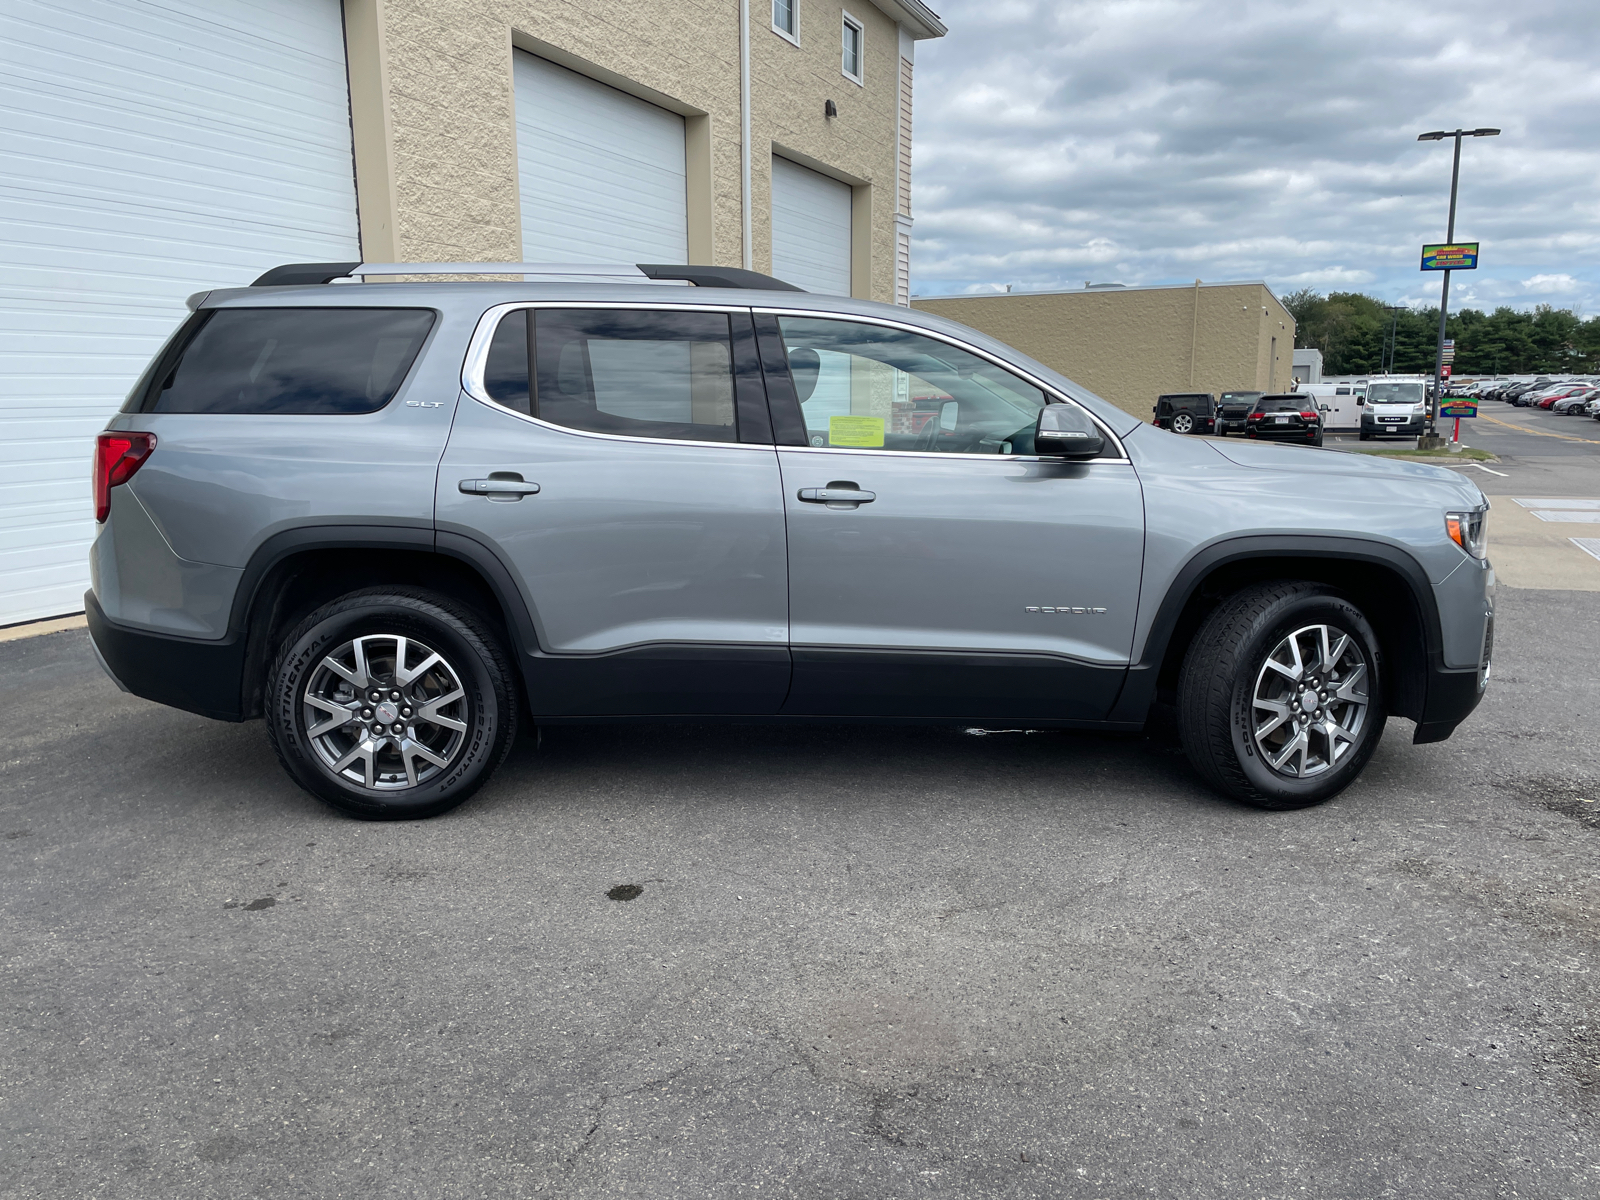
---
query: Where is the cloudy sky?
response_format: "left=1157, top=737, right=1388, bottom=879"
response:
left=909, top=0, right=1600, bottom=314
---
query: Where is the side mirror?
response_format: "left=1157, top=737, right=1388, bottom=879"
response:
left=1356, top=397, right=1365, bottom=406
left=1320, top=404, right=1330, bottom=412
left=1034, top=404, right=1105, bottom=459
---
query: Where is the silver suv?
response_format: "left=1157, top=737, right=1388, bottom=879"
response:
left=88, top=262, right=1493, bottom=820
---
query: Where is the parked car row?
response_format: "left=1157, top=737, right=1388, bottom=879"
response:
left=1152, top=392, right=1326, bottom=445
left=1448, top=376, right=1600, bottom=418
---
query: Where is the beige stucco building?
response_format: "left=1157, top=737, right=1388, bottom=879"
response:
left=914, top=282, right=1297, bottom=420
left=344, top=0, right=944, bottom=303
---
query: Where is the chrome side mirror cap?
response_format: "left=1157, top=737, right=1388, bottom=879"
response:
left=1034, top=405, right=1105, bottom=459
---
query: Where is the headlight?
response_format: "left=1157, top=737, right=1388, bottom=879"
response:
left=1412, top=404, right=1427, bottom=415
left=1446, top=509, right=1488, bottom=559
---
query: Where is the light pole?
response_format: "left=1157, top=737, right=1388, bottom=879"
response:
left=1416, top=127, right=1498, bottom=438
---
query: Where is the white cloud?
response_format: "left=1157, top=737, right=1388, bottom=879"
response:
left=910, top=0, right=1600, bottom=313
left=1521, top=273, right=1581, bottom=294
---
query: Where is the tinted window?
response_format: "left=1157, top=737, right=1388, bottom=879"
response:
left=483, top=311, right=533, bottom=414
left=776, top=316, right=1048, bottom=454
left=1254, top=396, right=1305, bottom=413
left=532, top=309, right=736, bottom=442
left=136, top=308, right=435, bottom=414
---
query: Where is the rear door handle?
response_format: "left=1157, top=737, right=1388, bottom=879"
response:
left=798, top=486, right=875, bottom=506
left=459, top=476, right=540, bottom=499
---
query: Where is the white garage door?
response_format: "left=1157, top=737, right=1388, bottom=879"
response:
left=771, top=157, right=852, bottom=296
left=514, top=53, right=688, bottom=264
left=0, top=0, right=360, bottom=627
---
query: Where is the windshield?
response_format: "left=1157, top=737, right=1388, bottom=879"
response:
left=1367, top=383, right=1424, bottom=404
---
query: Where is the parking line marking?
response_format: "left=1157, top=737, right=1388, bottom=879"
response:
left=1533, top=510, right=1600, bottom=523
left=1513, top=497, right=1600, bottom=509
left=1479, top=413, right=1600, bottom=444
left=1573, top=539, right=1600, bottom=565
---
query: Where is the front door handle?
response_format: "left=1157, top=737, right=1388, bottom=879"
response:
left=459, top=475, right=540, bottom=500
left=798, top=484, right=876, bottom=508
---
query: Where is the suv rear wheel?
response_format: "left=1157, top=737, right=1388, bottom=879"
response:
left=266, top=589, right=517, bottom=819
left=1178, top=582, right=1386, bottom=809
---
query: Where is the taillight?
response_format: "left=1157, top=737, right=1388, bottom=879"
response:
left=1247, top=412, right=1263, bottom=421
left=94, top=432, right=156, bottom=523
left=1300, top=411, right=1317, bottom=421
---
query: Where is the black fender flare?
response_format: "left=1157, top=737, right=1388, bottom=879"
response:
left=229, top=524, right=546, bottom=718
left=1108, top=534, right=1442, bottom=723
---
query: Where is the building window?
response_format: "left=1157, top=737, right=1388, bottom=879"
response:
left=772, top=0, right=798, bottom=44
left=841, top=13, right=864, bottom=83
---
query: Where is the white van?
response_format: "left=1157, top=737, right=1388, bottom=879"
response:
left=1300, top=383, right=1363, bottom=431
left=1361, top=379, right=1430, bottom=439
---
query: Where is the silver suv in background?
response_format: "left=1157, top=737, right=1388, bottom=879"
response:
left=88, top=263, right=1494, bottom=820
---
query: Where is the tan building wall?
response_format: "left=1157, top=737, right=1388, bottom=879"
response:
left=913, top=283, right=1297, bottom=420
left=341, top=0, right=941, bottom=303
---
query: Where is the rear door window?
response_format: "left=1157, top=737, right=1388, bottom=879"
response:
left=482, top=308, right=740, bottom=443
left=131, top=307, right=435, bottom=414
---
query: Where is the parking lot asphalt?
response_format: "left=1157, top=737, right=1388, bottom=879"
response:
left=3, top=579, right=1598, bottom=1199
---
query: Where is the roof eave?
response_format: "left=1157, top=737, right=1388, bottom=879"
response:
left=866, top=0, right=947, bottom=38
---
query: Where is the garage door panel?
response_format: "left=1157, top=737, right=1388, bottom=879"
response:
left=514, top=52, right=688, bottom=264
left=0, top=0, right=359, bottom=625
left=771, top=157, right=852, bottom=296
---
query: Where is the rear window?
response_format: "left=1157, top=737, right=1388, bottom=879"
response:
left=1254, top=396, right=1305, bottom=413
left=127, top=307, right=435, bottom=414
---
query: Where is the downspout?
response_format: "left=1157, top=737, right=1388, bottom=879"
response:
left=1188, top=278, right=1201, bottom=387
left=739, top=0, right=752, bottom=269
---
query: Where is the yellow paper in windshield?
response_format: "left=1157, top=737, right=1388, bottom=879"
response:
left=828, top=416, right=885, bottom=447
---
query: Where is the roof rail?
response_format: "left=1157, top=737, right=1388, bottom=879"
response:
left=249, top=261, right=805, bottom=291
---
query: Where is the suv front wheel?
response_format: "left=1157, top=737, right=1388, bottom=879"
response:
left=266, top=589, right=518, bottom=819
left=1178, top=582, right=1386, bottom=809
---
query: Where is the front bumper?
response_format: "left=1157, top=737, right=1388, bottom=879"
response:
left=1364, top=416, right=1425, bottom=436
left=86, top=591, right=247, bottom=722
left=1412, top=581, right=1493, bottom=744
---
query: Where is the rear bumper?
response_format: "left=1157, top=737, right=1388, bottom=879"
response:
left=85, top=591, right=246, bottom=722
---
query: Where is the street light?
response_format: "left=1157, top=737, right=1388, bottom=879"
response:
left=1416, top=127, right=1500, bottom=438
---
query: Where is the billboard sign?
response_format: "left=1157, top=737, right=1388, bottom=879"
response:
left=1422, top=243, right=1479, bottom=271
left=1440, top=397, right=1476, bottom=418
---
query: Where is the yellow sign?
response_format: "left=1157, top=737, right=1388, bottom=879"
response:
left=828, top=415, right=885, bottom=447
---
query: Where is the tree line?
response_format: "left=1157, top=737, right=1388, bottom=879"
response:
left=1281, top=289, right=1600, bottom=376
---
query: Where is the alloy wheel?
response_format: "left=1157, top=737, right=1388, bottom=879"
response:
left=1172, top=413, right=1194, bottom=434
left=1251, top=623, right=1370, bottom=778
left=302, top=634, right=468, bottom=790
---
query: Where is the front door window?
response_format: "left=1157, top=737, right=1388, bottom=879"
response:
left=776, top=316, right=1049, bottom=454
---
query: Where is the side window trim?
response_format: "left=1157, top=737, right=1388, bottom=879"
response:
left=752, top=307, right=1128, bottom=462
left=461, top=301, right=776, bottom=451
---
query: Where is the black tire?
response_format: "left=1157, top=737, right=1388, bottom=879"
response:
left=1312, top=430, right=1324, bottom=447
left=266, top=589, right=517, bottom=820
left=1358, top=428, right=1371, bottom=441
left=1177, top=582, right=1386, bottom=810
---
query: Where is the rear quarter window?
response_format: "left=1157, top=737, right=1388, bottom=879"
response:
left=127, top=307, right=436, bottom=414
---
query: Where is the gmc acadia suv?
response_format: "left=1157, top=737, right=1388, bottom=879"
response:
left=87, top=262, right=1494, bottom=820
